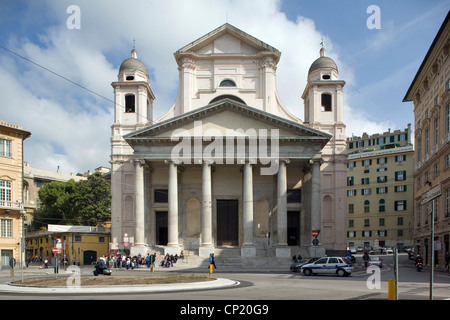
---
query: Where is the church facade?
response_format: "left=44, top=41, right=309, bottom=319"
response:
left=109, top=24, right=347, bottom=258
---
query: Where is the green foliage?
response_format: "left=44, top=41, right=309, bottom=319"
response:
left=31, top=173, right=110, bottom=230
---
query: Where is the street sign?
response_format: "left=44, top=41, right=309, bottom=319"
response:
left=312, top=238, right=320, bottom=246
left=52, top=247, right=61, bottom=254
left=421, top=184, right=441, bottom=205
left=124, top=242, right=129, bottom=247
left=312, top=230, right=319, bottom=238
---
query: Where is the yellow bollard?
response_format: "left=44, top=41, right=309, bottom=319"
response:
left=209, top=264, right=213, bottom=274
left=388, top=279, right=396, bottom=300
left=152, top=264, right=154, bottom=273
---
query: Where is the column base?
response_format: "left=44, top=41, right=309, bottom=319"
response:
left=308, top=246, right=326, bottom=258
left=199, top=245, right=215, bottom=257
left=164, top=246, right=181, bottom=256
left=130, top=245, right=148, bottom=256
left=275, top=246, right=291, bottom=258
left=241, top=246, right=256, bottom=257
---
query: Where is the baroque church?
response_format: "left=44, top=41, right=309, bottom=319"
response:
left=109, top=24, right=347, bottom=259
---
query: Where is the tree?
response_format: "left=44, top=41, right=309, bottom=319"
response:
left=30, top=173, right=110, bottom=230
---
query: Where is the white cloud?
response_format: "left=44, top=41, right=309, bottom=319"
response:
left=1, top=0, right=380, bottom=173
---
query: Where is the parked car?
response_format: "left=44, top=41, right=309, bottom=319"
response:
left=301, top=256, right=353, bottom=277
left=356, top=247, right=364, bottom=253
left=370, top=247, right=387, bottom=255
left=385, top=247, right=393, bottom=254
left=403, top=246, right=413, bottom=253
left=290, top=257, right=318, bottom=272
left=347, top=247, right=357, bottom=254
left=368, top=256, right=383, bottom=268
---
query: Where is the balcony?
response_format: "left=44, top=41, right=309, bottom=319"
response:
left=0, top=201, right=24, bottom=211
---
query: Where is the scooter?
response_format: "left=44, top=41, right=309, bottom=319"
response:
left=415, top=261, right=423, bottom=272
left=93, top=263, right=112, bottom=276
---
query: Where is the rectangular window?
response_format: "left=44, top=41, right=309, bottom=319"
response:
left=395, top=171, right=406, bottom=181
left=287, top=189, right=301, bottom=203
left=347, top=177, right=354, bottom=186
left=364, top=219, right=370, bottom=227
left=395, top=185, right=407, bottom=192
left=0, top=139, right=12, bottom=158
left=377, top=176, right=387, bottom=183
left=0, top=219, right=13, bottom=238
left=379, top=218, right=385, bottom=226
left=0, top=180, right=12, bottom=207
left=376, top=187, right=388, bottom=194
left=348, top=204, right=354, bottom=214
left=362, top=159, right=372, bottom=167
left=347, top=190, right=357, bottom=197
left=397, top=217, right=404, bottom=225
left=361, top=178, right=369, bottom=185
left=154, top=189, right=168, bottom=203
left=395, top=200, right=406, bottom=211
left=446, top=188, right=450, bottom=218
left=362, top=188, right=371, bottom=195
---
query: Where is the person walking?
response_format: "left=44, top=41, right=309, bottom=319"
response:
left=209, top=253, right=217, bottom=269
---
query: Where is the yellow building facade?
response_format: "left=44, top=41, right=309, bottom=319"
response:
left=403, top=12, right=450, bottom=268
left=346, top=125, right=414, bottom=251
left=0, top=119, right=30, bottom=269
left=25, top=225, right=111, bottom=265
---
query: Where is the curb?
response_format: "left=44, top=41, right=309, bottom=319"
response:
left=0, top=277, right=239, bottom=294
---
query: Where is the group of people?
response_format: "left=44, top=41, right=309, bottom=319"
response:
left=103, top=251, right=186, bottom=270
left=160, top=253, right=183, bottom=268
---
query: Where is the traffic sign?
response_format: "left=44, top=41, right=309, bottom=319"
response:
left=124, top=242, right=129, bottom=247
left=312, top=238, right=320, bottom=246
left=312, top=230, right=319, bottom=238
left=52, top=247, right=61, bottom=254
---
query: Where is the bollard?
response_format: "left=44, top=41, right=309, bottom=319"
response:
left=152, top=264, right=154, bottom=273
left=388, top=279, right=396, bottom=300
left=209, top=264, right=213, bottom=275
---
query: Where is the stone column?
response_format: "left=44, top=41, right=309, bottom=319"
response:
left=132, top=159, right=146, bottom=253
left=199, top=161, right=214, bottom=257
left=276, top=159, right=290, bottom=257
left=167, top=161, right=180, bottom=254
left=309, top=156, right=325, bottom=257
left=242, top=161, right=256, bottom=257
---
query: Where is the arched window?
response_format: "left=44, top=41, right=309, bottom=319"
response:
left=321, top=93, right=332, bottom=112
left=219, top=79, right=236, bottom=87
left=209, top=95, right=246, bottom=105
left=125, top=94, right=135, bottom=113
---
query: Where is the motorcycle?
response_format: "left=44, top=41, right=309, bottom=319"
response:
left=93, top=262, right=112, bottom=276
left=415, top=261, right=423, bottom=272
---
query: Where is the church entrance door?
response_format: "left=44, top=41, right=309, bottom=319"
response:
left=216, top=200, right=239, bottom=246
left=155, top=211, right=168, bottom=245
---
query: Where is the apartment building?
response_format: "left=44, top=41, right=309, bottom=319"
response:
left=346, top=125, right=414, bottom=251
left=0, top=119, right=31, bottom=269
left=403, top=12, right=450, bottom=268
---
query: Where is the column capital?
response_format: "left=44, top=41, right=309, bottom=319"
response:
left=275, top=158, right=290, bottom=165
left=131, top=158, right=146, bottom=167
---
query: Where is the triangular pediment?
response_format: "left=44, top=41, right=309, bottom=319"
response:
left=124, top=99, right=331, bottom=145
left=174, top=23, right=281, bottom=63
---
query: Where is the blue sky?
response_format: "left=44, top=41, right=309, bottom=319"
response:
left=0, top=0, right=448, bottom=174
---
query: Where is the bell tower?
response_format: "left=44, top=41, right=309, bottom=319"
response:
left=302, top=47, right=348, bottom=255
left=110, top=49, right=155, bottom=252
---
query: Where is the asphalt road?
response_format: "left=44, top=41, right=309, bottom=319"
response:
left=0, top=253, right=448, bottom=301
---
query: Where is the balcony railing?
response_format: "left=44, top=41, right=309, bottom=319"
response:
left=0, top=201, right=24, bottom=210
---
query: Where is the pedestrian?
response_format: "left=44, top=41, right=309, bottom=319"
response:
left=363, top=251, right=370, bottom=268
left=445, top=251, right=450, bottom=274
left=209, top=253, right=216, bottom=269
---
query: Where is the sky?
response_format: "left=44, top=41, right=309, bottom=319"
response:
left=0, top=0, right=448, bottom=175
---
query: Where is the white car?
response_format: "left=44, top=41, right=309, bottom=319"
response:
left=301, top=257, right=353, bottom=277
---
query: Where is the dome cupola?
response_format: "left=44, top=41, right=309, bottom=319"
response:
left=118, top=49, right=149, bottom=82
left=307, top=47, right=339, bottom=82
